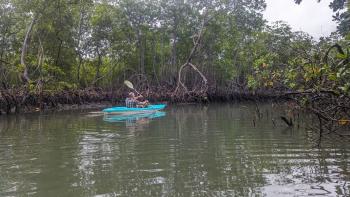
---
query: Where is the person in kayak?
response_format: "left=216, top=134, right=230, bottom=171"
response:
left=125, top=92, right=149, bottom=108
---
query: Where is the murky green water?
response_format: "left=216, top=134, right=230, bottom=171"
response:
left=1, top=104, right=350, bottom=196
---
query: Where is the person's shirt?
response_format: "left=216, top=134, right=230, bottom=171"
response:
left=125, top=97, right=136, bottom=108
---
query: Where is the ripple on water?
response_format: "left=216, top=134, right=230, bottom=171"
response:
left=1, top=105, right=350, bottom=196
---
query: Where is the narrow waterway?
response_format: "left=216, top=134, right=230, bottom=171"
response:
left=0, top=104, right=349, bottom=196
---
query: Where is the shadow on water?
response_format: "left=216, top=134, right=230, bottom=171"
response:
left=1, top=104, right=350, bottom=196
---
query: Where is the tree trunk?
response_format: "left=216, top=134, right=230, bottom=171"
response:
left=77, top=56, right=82, bottom=82
left=21, top=16, right=36, bottom=84
left=138, top=29, right=145, bottom=75
left=76, top=1, right=85, bottom=84
left=55, top=39, right=63, bottom=67
left=94, top=50, right=102, bottom=87
left=151, top=36, right=160, bottom=86
left=160, top=32, right=165, bottom=81
left=171, top=15, right=178, bottom=69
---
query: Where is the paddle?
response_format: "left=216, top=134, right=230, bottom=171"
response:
left=124, top=80, right=141, bottom=96
left=124, top=80, right=151, bottom=107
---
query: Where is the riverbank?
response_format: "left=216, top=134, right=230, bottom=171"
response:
left=0, top=87, right=284, bottom=115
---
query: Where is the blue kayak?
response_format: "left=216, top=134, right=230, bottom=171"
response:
left=102, top=104, right=166, bottom=114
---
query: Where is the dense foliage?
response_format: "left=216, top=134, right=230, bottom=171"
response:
left=0, top=0, right=349, bottom=97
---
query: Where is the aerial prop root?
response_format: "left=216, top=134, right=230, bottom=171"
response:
left=173, top=62, right=208, bottom=100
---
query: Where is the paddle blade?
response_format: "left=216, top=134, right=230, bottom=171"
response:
left=124, top=80, right=134, bottom=89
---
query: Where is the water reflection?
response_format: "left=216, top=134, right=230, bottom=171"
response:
left=0, top=104, right=350, bottom=196
left=103, top=111, right=166, bottom=132
left=103, top=111, right=166, bottom=123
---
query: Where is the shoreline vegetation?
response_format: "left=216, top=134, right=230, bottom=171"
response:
left=0, top=0, right=349, bottom=137
left=0, top=87, right=283, bottom=114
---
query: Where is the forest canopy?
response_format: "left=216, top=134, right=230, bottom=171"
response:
left=0, top=0, right=349, bottom=96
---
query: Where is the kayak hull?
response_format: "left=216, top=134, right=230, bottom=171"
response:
left=102, top=104, right=166, bottom=114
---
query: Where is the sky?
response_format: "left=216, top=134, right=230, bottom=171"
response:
left=263, top=0, right=337, bottom=38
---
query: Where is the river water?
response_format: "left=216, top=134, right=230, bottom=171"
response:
left=0, top=104, right=349, bottom=196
